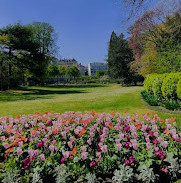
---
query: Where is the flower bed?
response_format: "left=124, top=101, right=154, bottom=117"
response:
left=0, top=111, right=181, bottom=183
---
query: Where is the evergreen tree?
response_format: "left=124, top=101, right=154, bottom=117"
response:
left=107, top=32, right=134, bottom=82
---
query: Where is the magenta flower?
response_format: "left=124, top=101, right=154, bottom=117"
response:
left=36, top=141, right=43, bottom=148
left=61, top=157, right=65, bottom=163
left=90, top=161, right=98, bottom=167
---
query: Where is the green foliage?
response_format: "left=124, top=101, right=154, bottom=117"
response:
left=176, top=76, right=181, bottom=100
left=161, top=73, right=181, bottom=100
left=66, top=66, right=80, bottom=78
left=141, top=90, right=160, bottom=106
left=152, top=73, right=169, bottom=98
left=107, top=32, right=137, bottom=84
left=58, top=65, right=66, bottom=76
left=95, top=70, right=106, bottom=77
left=144, top=74, right=157, bottom=94
left=47, top=64, right=59, bottom=78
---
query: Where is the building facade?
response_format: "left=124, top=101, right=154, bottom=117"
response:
left=88, top=62, right=108, bottom=76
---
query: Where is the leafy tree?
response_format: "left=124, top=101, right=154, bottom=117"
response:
left=96, top=70, right=106, bottom=77
left=58, top=65, right=66, bottom=76
left=66, top=66, right=80, bottom=78
left=47, top=64, right=59, bottom=78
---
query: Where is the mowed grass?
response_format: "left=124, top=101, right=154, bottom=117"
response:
left=0, top=84, right=180, bottom=125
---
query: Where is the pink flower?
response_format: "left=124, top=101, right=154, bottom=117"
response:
left=34, top=149, right=39, bottom=156
left=130, top=139, right=138, bottom=150
left=81, top=152, right=88, bottom=160
left=61, top=131, right=66, bottom=137
left=18, top=141, right=23, bottom=147
left=153, top=132, right=158, bottom=137
left=116, top=143, right=122, bottom=151
left=87, top=139, right=92, bottom=145
left=28, top=149, right=34, bottom=157
left=3, top=143, right=9, bottom=149
left=119, top=133, right=124, bottom=139
left=146, top=143, right=152, bottom=150
left=0, top=136, right=6, bottom=142
left=49, top=145, right=54, bottom=153
left=17, top=148, right=23, bottom=156
left=115, top=139, right=120, bottom=144
left=52, top=140, right=56, bottom=145
left=90, top=132, right=95, bottom=137
left=161, top=141, right=168, bottom=148
left=101, top=145, right=107, bottom=152
left=40, top=154, right=45, bottom=161
left=81, top=146, right=87, bottom=152
left=69, top=136, right=75, bottom=143
left=161, top=166, right=168, bottom=173
left=68, top=141, right=73, bottom=148
left=63, top=151, right=70, bottom=159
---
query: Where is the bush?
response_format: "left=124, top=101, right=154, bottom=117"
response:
left=141, top=91, right=161, bottom=106
left=144, top=74, right=157, bottom=94
left=177, top=76, right=181, bottom=100
left=0, top=111, right=181, bottom=182
left=161, top=73, right=181, bottom=100
left=152, top=73, right=169, bottom=98
left=164, top=100, right=181, bottom=110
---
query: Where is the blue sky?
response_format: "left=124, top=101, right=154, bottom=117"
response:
left=0, top=0, right=155, bottom=65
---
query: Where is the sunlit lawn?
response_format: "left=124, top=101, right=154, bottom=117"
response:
left=0, top=84, right=180, bottom=126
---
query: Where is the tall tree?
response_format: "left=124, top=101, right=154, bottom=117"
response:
left=107, top=32, right=134, bottom=80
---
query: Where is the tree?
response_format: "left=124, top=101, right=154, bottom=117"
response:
left=66, top=66, right=80, bottom=80
left=47, top=64, right=59, bottom=78
left=58, top=65, right=66, bottom=76
left=107, top=32, right=134, bottom=80
left=96, top=70, right=106, bottom=77
left=30, top=22, right=58, bottom=56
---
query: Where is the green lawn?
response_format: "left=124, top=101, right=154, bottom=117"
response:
left=0, top=84, right=180, bottom=125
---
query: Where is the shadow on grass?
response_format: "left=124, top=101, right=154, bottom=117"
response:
left=46, top=84, right=108, bottom=89
left=0, top=89, right=86, bottom=102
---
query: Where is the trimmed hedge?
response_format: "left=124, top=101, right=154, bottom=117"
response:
left=144, top=73, right=181, bottom=101
left=161, top=73, right=181, bottom=100
left=177, top=76, right=181, bottom=100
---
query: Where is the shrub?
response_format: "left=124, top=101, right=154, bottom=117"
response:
left=0, top=111, right=180, bottom=182
left=164, top=100, right=181, bottom=110
left=141, top=91, right=161, bottom=106
left=177, top=76, right=181, bottom=100
left=144, top=74, right=157, bottom=94
left=152, top=73, right=168, bottom=98
left=161, top=73, right=181, bottom=100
